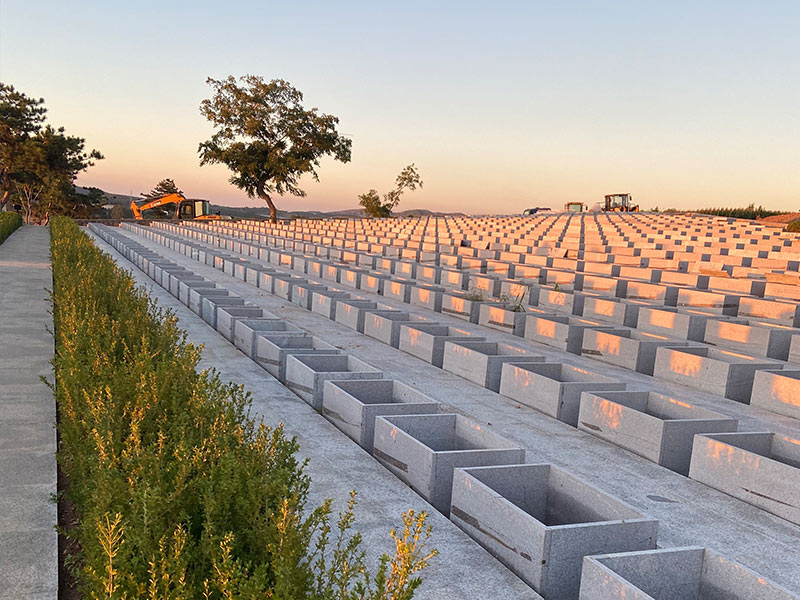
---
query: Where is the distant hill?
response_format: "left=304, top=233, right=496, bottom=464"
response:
left=77, top=186, right=465, bottom=220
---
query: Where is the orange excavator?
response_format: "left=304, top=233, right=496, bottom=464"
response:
left=130, top=193, right=223, bottom=220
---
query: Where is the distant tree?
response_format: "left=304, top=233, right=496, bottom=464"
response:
left=141, top=178, right=182, bottom=199
left=359, top=163, right=423, bottom=218
left=0, top=83, right=47, bottom=211
left=198, top=75, right=352, bottom=223
left=13, top=125, right=103, bottom=223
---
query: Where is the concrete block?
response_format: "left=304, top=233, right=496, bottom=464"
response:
left=677, top=288, right=740, bottom=315
left=359, top=272, right=391, bottom=295
left=637, top=306, right=737, bottom=342
left=334, top=299, right=381, bottom=332
left=383, top=278, right=414, bottom=303
left=704, top=319, right=798, bottom=360
left=284, top=354, right=383, bottom=410
left=580, top=547, right=798, bottom=600
left=524, top=315, right=622, bottom=354
left=477, top=303, right=527, bottom=336
left=233, top=319, right=300, bottom=358
left=362, top=310, right=422, bottom=348
left=791, top=335, right=800, bottom=364
left=499, top=362, right=626, bottom=426
left=581, top=329, right=694, bottom=375
left=322, top=379, right=440, bottom=451
left=578, top=391, right=737, bottom=474
left=398, top=323, right=484, bottom=367
left=311, top=290, right=352, bottom=320
left=451, top=464, right=658, bottom=600
left=410, top=284, right=444, bottom=312
left=538, top=287, right=586, bottom=315
left=751, top=369, right=800, bottom=420
left=215, top=305, right=266, bottom=341
left=372, top=413, right=525, bottom=514
left=289, top=281, right=329, bottom=310
left=581, top=296, right=642, bottom=328
left=178, top=279, right=217, bottom=306
left=200, top=295, right=245, bottom=328
left=254, top=334, right=339, bottom=381
left=441, top=292, right=488, bottom=323
left=689, top=432, right=800, bottom=525
left=442, top=341, right=545, bottom=391
left=738, top=297, right=800, bottom=328
left=652, top=346, right=782, bottom=403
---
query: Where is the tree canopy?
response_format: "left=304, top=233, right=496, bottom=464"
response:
left=0, top=82, right=103, bottom=222
left=141, top=178, right=182, bottom=199
left=198, top=75, right=352, bottom=222
left=359, top=163, right=423, bottom=218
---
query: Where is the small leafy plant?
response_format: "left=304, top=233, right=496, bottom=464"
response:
left=0, top=212, right=22, bottom=244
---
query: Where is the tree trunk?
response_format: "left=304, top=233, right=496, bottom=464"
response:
left=256, top=176, right=278, bottom=224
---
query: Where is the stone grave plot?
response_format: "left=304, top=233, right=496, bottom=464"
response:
left=450, top=463, right=658, bottom=600
left=689, top=431, right=800, bottom=525
left=232, top=318, right=302, bottom=358
left=284, top=354, right=383, bottom=411
left=477, top=302, right=529, bottom=336
left=499, top=362, right=626, bottom=427
left=322, top=379, right=441, bottom=451
left=579, top=547, right=800, bottom=600
left=577, top=391, right=738, bottom=475
left=523, top=314, right=625, bottom=355
left=398, top=323, right=484, bottom=367
left=703, top=319, right=800, bottom=361
left=215, top=304, right=272, bottom=341
left=441, top=340, right=545, bottom=392
left=255, top=333, right=340, bottom=382
left=363, top=310, right=431, bottom=348
left=750, top=369, right=800, bottom=420
left=581, top=328, right=698, bottom=375
left=333, top=299, right=393, bottom=332
left=372, top=413, right=525, bottom=514
left=652, top=346, right=783, bottom=403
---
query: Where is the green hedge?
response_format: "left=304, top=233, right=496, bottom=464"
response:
left=0, top=212, right=22, bottom=244
left=50, top=217, right=434, bottom=600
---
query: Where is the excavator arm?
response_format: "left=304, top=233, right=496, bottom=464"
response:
left=130, top=193, right=185, bottom=220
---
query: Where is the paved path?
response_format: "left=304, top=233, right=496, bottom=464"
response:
left=0, top=226, right=57, bottom=600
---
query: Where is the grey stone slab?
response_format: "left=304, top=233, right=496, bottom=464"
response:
left=442, top=340, right=545, bottom=391
left=284, top=353, right=383, bottom=410
left=578, top=391, right=738, bottom=475
left=689, top=432, right=800, bottom=525
left=579, top=547, right=799, bottom=600
left=750, top=369, right=800, bottom=420
left=451, top=463, right=658, bottom=599
left=322, top=379, right=440, bottom=451
left=372, top=413, right=525, bottom=514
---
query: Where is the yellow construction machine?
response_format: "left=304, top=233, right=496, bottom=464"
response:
left=130, top=193, right=224, bottom=220
left=603, top=193, right=639, bottom=212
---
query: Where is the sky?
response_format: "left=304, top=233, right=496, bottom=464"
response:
left=1, top=1, right=799, bottom=214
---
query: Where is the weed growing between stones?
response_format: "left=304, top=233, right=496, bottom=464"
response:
left=49, top=216, right=436, bottom=599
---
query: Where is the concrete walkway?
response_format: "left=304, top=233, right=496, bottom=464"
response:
left=0, top=226, right=57, bottom=600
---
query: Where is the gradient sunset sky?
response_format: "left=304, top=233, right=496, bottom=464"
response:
left=2, top=1, right=799, bottom=213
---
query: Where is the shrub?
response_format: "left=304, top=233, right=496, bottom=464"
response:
left=0, top=212, right=22, bottom=244
left=787, top=220, right=800, bottom=233
left=49, top=217, right=435, bottom=599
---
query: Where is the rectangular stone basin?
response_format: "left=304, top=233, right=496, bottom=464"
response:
left=689, top=432, right=800, bottom=525
left=372, top=413, right=525, bottom=514
left=750, top=369, right=800, bottom=420
left=398, top=323, right=484, bottom=367
left=578, top=391, right=738, bottom=474
left=524, top=315, right=623, bottom=354
left=499, top=363, right=626, bottom=426
left=284, top=354, right=383, bottom=410
left=652, top=346, right=782, bottom=403
left=581, top=329, right=694, bottom=375
left=442, top=341, right=545, bottom=391
left=322, top=379, right=440, bottom=451
left=215, top=304, right=266, bottom=341
left=255, top=334, right=339, bottom=381
left=233, top=319, right=301, bottom=358
left=451, top=463, right=658, bottom=600
left=579, top=547, right=797, bottom=600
